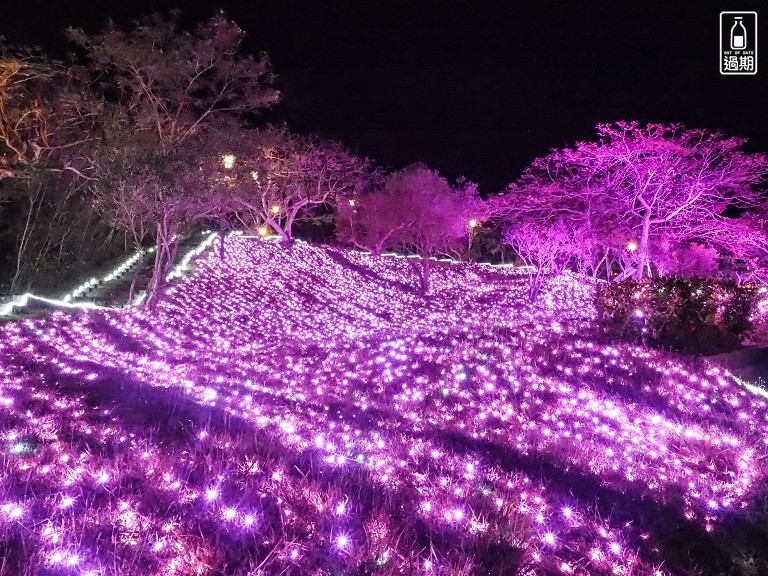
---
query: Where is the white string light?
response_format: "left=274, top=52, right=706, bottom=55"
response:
left=1, top=233, right=216, bottom=317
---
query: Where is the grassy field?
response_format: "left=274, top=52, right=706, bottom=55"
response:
left=1, top=236, right=767, bottom=575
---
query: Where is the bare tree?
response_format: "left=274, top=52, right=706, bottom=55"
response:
left=1, top=44, right=105, bottom=294
left=583, top=122, right=768, bottom=279
left=504, top=220, right=576, bottom=301
left=226, top=127, right=375, bottom=243
left=0, top=46, right=97, bottom=180
left=74, top=13, right=279, bottom=298
left=68, top=13, right=278, bottom=147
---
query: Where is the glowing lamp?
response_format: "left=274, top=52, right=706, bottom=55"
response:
left=348, top=199, right=356, bottom=206
left=336, top=534, right=349, bottom=549
left=468, top=219, right=479, bottom=229
left=221, top=154, right=236, bottom=169
left=270, top=205, right=280, bottom=215
left=627, top=240, right=638, bottom=252
left=257, top=226, right=268, bottom=237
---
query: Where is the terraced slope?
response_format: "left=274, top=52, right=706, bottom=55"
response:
left=0, top=236, right=766, bottom=576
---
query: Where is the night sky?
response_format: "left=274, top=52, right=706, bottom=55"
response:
left=2, top=0, right=766, bottom=193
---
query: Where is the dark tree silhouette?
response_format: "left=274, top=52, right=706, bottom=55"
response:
left=72, top=13, right=278, bottom=299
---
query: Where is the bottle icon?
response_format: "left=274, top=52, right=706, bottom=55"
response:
left=730, top=17, right=747, bottom=49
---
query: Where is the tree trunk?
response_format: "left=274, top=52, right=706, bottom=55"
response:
left=634, top=212, right=651, bottom=279
left=219, top=234, right=226, bottom=261
left=267, top=217, right=292, bottom=246
left=593, top=250, right=607, bottom=278
left=420, top=257, right=431, bottom=296
left=147, top=222, right=172, bottom=305
left=605, top=253, right=614, bottom=281
left=147, top=248, right=165, bottom=305
left=529, top=269, right=543, bottom=302
left=127, top=252, right=143, bottom=305
left=286, top=210, right=296, bottom=239
left=10, top=194, right=38, bottom=295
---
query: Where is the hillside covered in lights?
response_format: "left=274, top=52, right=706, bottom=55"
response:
left=1, top=236, right=767, bottom=576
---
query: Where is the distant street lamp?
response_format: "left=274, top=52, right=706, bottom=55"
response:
left=467, top=219, right=480, bottom=251
left=627, top=240, right=638, bottom=252
left=257, top=226, right=268, bottom=237
left=270, top=205, right=280, bottom=215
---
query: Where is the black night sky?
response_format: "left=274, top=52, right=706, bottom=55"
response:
left=2, top=0, right=766, bottom=193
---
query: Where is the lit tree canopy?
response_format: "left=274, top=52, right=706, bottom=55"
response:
left=503, top=220, right=587, bottom=301
left=336, top=163, right=482, bottom=294
left=495, top=121, right=768, bottom=281
left=239, top=127, right=374, bottom=241
left=0, top=43, right=105, bottom=293
left=0, top=45, right=99, bottom=183
left=211, top=126, right=376, bottom=242
left=92, top=132, right=223, bottom=298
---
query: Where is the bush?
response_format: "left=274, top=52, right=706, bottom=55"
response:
left=597, top=277, right=756, bottom=354
left=747, top=289, right=768, bottom=345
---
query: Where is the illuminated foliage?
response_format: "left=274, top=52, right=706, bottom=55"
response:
left=0, top=44, right=108, bottom=294
left=336, top=164, right=482, bottom=294
left=1, top=236, right=767, bottom=574
left=70, top=14, right=279, bottom=299
left=598, top=277, right=756, bottom=353
left=219, top=126, right=376, bottom=243
left=495, top=122, right=768, bottom=281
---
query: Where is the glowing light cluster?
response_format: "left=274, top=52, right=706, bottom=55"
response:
left=165, top=231, right=218, bottom=282
left=62, top=247, right=156, bottom=303
left=221, top=153, right=236, bottom=169
left=0, top=236, right=766, bottom=575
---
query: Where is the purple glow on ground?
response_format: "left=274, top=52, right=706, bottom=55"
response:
left=0, top=236, right=766, bottom=575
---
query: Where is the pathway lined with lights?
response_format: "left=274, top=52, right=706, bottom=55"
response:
left=0, top=236, right=766, bottom=575
left=0, top=232, right=217, bottom=317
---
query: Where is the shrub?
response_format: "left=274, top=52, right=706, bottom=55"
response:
left=747, top=288, right=768, bottom=345
left=597, top=277, right=756, bottom=354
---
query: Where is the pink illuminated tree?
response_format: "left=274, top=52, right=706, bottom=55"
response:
left=503, top=220, right=579, bottom=301
left=226, top=126, right=375, bottom=243
left=492, top=149, right=628, bottom=280
left=591, top=122, right=768, bottom=279
left=496, top=122, right=768, bottom=281
left=336, top=163, right=481, bottom=294
left=94, top=134, right=225, bottom=299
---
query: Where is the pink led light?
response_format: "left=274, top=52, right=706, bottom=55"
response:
left=0, top=236, right=765, bottom=575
